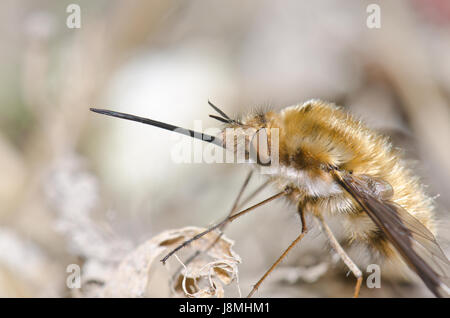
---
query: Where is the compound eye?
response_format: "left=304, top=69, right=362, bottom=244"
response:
left=249, top=128, right=271, bottom=166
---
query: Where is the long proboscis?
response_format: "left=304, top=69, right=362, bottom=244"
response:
left=90, top=108, right=223, bottom=147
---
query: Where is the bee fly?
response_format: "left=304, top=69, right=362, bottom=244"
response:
left=90, top=99, right=450, bottom=297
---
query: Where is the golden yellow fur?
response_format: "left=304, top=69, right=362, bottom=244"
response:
left=241, top=99, right=436, bottom=279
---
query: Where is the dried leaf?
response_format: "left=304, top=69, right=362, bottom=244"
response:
left=83, top=226, right=240, bottom=298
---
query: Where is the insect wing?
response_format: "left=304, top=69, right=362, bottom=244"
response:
left=338, top=173, right=450, bottom=297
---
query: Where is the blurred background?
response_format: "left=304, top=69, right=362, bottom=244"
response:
left=1, top=0, right=450, bottom=297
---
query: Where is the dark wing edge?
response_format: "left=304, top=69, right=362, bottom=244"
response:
left=335, top=172, right=450, bottom=298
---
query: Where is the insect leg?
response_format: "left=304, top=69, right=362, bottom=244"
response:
left=161, top=188, right=289, bottom=264
left=210, top=176, right=271, bottom=247
left=247, top=205, right=308, bottom=298
left=315, top=215, right=363, bottom=298
left=170, top=170, right=258, bottom=283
